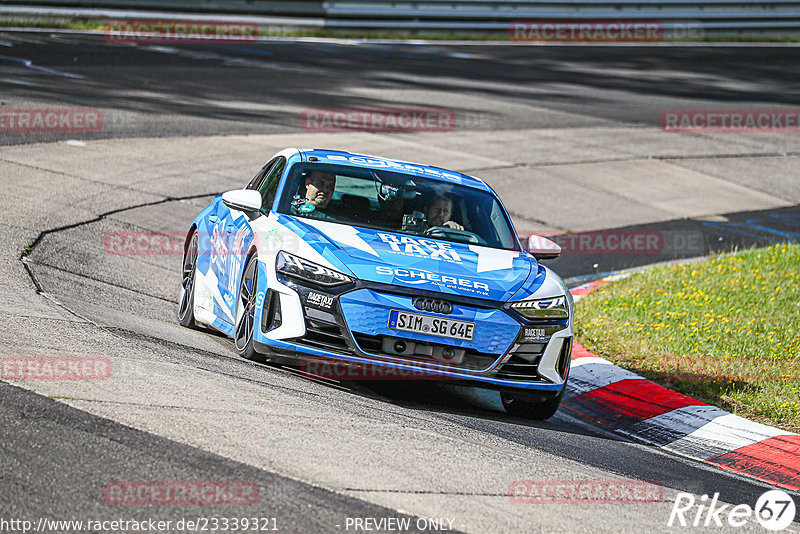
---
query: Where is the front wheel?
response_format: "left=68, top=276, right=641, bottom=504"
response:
left=178, top=231, right=198, bottom=328
left=234, top=253, right=265, bottom=362
left=501, top=384, right=566, bottom=420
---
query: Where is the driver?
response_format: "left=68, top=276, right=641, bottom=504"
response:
left=292, top=170, right=337, bottom=220
left=425, top=195, right=464, bottom=230
left=304, top=170, right=336, bottom=209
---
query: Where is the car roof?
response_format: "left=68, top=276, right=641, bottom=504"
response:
left=298, top=149, right=491, bottom=192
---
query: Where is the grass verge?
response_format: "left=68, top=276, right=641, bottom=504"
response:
left=575, top=244, right=800, bottom=432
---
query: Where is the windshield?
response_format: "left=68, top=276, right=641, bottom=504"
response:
left=277, top=163, right=519, bottom=251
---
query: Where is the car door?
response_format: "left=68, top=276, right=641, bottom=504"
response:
left=208, top=198, right=237, bottom=319
left=219, top=157, right=286, bottom=321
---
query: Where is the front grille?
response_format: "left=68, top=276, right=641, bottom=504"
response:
left=351, top=332, right=498, bottom=371
left=359, top=281, right=502, bottom=311
left=557, top=337, right=573, bottom=378
left=261, top=290, right=282, bottom=333
left=494, top=342, right=546, bottom=380
left=292, top=313, right=353, bottom=355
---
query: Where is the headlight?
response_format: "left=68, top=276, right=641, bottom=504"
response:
left=509, top=296, right=569, bottom=320
left=276, top=251, right=353, bottom=287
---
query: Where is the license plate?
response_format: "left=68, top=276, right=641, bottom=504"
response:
left=387, top=310, right=475, bottom=341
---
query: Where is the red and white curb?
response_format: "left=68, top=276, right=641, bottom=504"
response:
left=567, top=279, right=800, bottom=491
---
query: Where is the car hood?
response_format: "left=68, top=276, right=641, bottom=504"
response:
left=278, top=214, right=536, bottom=302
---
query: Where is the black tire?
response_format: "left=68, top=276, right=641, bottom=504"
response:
left=178, top=231, right=198, bottom=328
left=234, top=253, right=265, bottom=362
left=501, top=382, right=567, bottom=420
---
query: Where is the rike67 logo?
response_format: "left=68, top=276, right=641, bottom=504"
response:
left=669, top=489, right=796, bottom=531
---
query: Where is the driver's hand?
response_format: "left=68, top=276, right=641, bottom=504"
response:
left=443, top=221, right=464, bottom=230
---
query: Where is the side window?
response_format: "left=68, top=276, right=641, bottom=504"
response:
left=247, top=158, right=277, bottom=190
left=258, top=157, right=286, bottom=212
left=488, top=201, right=511, bottom=248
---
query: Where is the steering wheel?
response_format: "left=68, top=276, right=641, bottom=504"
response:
left=424, top=226, right=485, bottom=244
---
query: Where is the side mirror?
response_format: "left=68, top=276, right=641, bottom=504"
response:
left=527, top=235, right=561, bottom=260
left=222, top=189, right=262, bottom=213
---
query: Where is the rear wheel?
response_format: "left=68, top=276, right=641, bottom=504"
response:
left=234, top=253, right=265, bottom=362
left=501, top=383, right=567, bottom=420
left=177, top=231, right=198, bottom=328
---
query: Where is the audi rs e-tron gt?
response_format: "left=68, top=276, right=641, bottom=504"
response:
left=178, top=149, right=573, bottom=419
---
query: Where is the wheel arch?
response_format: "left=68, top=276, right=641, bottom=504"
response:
left=183, top=224, right=198, bottom=253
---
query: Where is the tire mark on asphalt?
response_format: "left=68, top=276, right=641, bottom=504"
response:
left=63, top=397, right=329, bottom=419
left=31, top=261, right=175, bottom=303
left=98, top=324, right=426, bottom=413
left=20, top=192, right=215, bottom=297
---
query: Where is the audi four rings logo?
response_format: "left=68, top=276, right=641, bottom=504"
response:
left=413, top=297, right=453, bottom=314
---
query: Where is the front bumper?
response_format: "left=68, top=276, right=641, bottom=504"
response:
left=253, top=273, right=572, bottom=391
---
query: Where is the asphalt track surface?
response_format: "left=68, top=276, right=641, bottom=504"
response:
left=1, top=32, right=799, bottom=532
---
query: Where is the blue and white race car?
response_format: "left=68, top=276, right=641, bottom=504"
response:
left=178, top=149, right=573, bottom=419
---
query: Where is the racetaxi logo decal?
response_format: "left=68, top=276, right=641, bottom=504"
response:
left=306, top=291, right=334, bottom=310
left=523, top=327, right=547, bottom=341
left=377, top=233, right=462, bottom=263
left=210, top=223, right=227, bottom=269
left=231, top=225, right=251, bottom=256
left=375, top=266, right=490, bottom=295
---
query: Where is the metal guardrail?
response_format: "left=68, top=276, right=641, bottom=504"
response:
left=2, top=0, right=799, bottom=34
left=2, top=1, right=325, bottom=16
left=322, top=0, right=800, bottom=33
